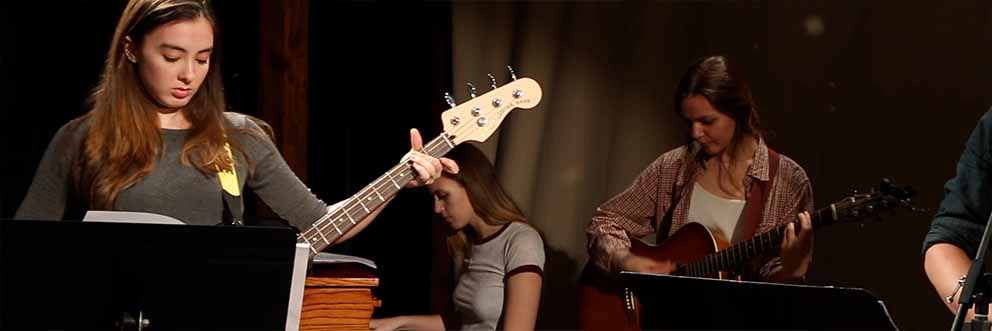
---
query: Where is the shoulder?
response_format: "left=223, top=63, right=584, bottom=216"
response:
left=501, top=222, right=546, bottom=270
left=503, top=222, right=544, bottom=247
left=502, top=223, right=545, bottom=260
left=223, top=112, right=266, bottom=134
left=641, top=144, right=693, bottom=176
left=776, top=153, right=809, bottom=179
left=972, top=108, right=992, bottom=147
left=223, top=112, right=274, bottom=144
left=980, top=108, right=992, bottom=128
left=772, top=152, right=812, bottom=192
left=658, top=145, right=691, bottom=166
left=50, top=115, right=91, bottom=149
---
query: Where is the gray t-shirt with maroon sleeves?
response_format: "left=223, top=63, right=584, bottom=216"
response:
left=451, top=221, right=544, bottom=330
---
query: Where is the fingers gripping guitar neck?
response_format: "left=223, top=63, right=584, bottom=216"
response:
left=296, top=134, right=455, bottom=255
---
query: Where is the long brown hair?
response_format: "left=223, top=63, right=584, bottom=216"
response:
left=441, top=144, right=529, bottom=263
left=674, top=55, right=767, bottom=165
left=73, top=0, right=230, bottom=209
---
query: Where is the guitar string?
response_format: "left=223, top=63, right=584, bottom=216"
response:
left=305, top=83, right=537, bottom=249
left=301, top=138, right=449, bottom=249
left=691, top=204, right=836, bottom=276
left=304, top=121, right=472, bottom=248
left=301, top=86, right=528, bottom=250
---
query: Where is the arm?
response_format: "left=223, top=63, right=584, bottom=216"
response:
left=586, top=152, right=675, bottom=274
left=502, top=271, right=542, bottom=331
left=926, top=243, right=986, bottom=318
left=246, top=123, right=456, bottom=242
left=369, top=315, right=444, bottom=331
left=502, top=226, right=545, bottom=330
left=16, top=122, right=80, bottom=220
left=763, top=162, right=815, bottom=283
left=331, top=195, right=392, bottom=244
left=330, top=129, right=457, bottom=244
left=922, top=111, right=992, bottom=317
left=768, top=211, right=812, bottom=283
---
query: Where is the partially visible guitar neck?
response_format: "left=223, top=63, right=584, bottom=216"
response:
left=678, top=203, right=840, bottom=277
left=296, top=134, right=456, bottom=256
left=290, top=75, right=543, bottom=257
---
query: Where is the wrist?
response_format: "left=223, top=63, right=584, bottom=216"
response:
left=617, top=250, right=635, bottom=272
left=769, top=267, right=805, bottom=283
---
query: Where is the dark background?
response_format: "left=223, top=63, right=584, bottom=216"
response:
left=2, top=1, right=990, bottom=330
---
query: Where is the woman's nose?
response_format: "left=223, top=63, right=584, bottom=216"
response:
left=691, top=123, right=704, bottom=139
left=178, top=61, right=194, bottom=84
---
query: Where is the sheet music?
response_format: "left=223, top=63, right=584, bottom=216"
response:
left=285, top=243, right=310, bottom=331
left=312, top=252, right=378, bottom=269
left=877, top=300, right=901, bottom=331
left=82, top=210, right=185, bottom=225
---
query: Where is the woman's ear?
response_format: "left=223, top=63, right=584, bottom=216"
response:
left=123, top=36, right=137, bottom=63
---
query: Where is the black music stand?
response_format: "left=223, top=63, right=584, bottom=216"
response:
left=621, top=272, right=900, bottom=331
left=0, top=219, right=298, bottom=330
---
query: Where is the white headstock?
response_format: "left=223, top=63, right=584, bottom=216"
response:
left=440, top=77, right=542, bottom=145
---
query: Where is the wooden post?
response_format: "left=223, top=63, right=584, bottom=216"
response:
left=258, top=0, right=309, bottom=180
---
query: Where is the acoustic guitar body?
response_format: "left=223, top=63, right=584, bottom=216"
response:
left=577, top=222, right=728, bottom=330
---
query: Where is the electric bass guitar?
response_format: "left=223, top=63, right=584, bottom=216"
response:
left=296, top=69, right=542, bottom=256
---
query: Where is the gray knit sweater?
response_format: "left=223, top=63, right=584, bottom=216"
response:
left=15, top=112, right=327, bottom=230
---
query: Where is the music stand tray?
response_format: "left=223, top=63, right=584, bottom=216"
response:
left=621, top=272, right=900, bottom=331
left=0, top=219, right=298, bottom=330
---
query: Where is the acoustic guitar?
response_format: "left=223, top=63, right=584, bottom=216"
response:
left=577, top=179, right=920, bottom=330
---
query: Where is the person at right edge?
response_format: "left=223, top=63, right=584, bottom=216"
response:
left=924, top=110, right=992, bottom=320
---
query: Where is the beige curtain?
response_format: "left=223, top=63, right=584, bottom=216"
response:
left=452, top=2, right=694, bottom=328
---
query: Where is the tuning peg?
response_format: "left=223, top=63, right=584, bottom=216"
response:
left=444, top=92, right=456, bottom=108
left=507, top=66, right=517, bottom=80
left=466, top=83, right=477, bottom=99
left=487, top=73, right=497, bottom=90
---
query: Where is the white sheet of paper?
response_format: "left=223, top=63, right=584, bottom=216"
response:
left=285, top=243, right=310, bottom=331
left=82, top=210, right=184, bottom=225
left=312, top=252, right=377, bottom=269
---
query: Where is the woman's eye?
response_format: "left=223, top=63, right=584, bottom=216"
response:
left=164, top=56, right=179, bottom=62
left=196, top=59, right=208, bottom=65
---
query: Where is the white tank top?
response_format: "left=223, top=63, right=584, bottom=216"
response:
left=687, top=182, right=747, bottom=243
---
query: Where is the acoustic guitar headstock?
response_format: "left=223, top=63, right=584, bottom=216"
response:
left=829, top=178, right=925, bottom=223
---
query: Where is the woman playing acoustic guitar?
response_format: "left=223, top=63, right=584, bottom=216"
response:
left=581, top=55, right=814, bottom=329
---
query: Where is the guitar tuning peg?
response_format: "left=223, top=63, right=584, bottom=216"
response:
left=881, top=178, right=893, bottom=189
left=466, top=83, right=477, bottom=99
left=507, top=65, right=517, bottom=81
left=444, top=92, right=456, bottom=108
left=487, top=73, right=497, bottom=90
